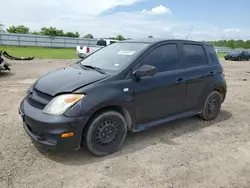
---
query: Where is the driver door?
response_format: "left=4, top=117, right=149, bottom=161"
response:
left=132, top=42, right=186, bottom=127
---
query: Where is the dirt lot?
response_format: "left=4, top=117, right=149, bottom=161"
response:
left=0, top=59, right=250, bottom=188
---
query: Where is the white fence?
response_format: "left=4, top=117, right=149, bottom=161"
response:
left=215, top=47, right=250, bottom=53
left=1, top=32, right=250, bottom=53
left=0, top=32, right=98, bottom=48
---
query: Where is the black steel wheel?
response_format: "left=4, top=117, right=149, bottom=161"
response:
left=83, top=111, right=127, bottom=156
left=199, top=91, right=222, bottom=121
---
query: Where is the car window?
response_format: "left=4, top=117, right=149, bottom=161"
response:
left=81, top=42, right=149, bottom=72
left=97, top=40, right=107, bottom=46
left=206, top=45, right=220, bottom=65
left=183, top=44, right=207, bottom=68
left=110, top=41, right=116, bottom=45
left=230, top=51, right=240, bottom=55
left=140, top=44, right=179, bottom=73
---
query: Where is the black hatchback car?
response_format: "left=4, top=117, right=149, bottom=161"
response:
left=224, top=50, right=250, bottom=61
left=19, top=39, right=227, bottom=156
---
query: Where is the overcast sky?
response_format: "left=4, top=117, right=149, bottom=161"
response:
left=1, top=0, right=250, bottom=40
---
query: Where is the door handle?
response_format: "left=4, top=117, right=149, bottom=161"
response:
left=176, top=78, right=183, bottom=83
left=209, top=71, right=215, bottom=76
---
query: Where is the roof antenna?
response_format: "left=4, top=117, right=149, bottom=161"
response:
left=185, top=25, right=193, bottom=39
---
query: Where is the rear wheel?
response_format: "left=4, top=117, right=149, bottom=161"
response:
left=199, top=91, right=222, bottom=121
left=83, top=111, right=127, bottom=156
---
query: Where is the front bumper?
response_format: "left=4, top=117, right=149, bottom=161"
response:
left=76, top=52, right=87, bottom=59
left=18, top=98, right=88, bottom=150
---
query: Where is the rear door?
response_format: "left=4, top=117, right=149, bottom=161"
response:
left=132, top=42, right=186, bottom=125
left=242, top=51, right=249, bottom=59
left=180, top=42, right=213, bottom=112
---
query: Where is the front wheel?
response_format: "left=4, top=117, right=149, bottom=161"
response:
left=199, top=91, right=222, bottom=121
left=83, top=111, right=127, bottom=156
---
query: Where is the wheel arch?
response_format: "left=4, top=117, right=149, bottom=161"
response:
left=213, top=84, right=226, bottom=103
left=84, top=105, right=134, bottom=132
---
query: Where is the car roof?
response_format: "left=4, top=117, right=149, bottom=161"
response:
left=118, top=38, right=213, bottom=47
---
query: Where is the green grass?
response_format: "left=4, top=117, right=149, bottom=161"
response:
left=0, top=46, right=227, bottom=60
left=0, top=46, right=78, bottom=59
left=217, top=52, right=226, bottom=58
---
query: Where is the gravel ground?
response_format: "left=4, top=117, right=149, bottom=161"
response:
left=0, top=59, right=250, bottom=188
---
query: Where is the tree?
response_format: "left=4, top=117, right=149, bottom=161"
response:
left=245, top=40, right=250, bottom=49
left=225, top=40, right=235, bottom=49
left=74, top=32, right=80, bottom=38
left=0, top=24, right=4, bottom=32
left=83, top=34, right=94, bottom=39
left=64, top=32, right=78, bottom=37
left=7, top=25, right=30, bottom=34
left=148, top=35, right=153, bottom=38
left=110, top=34, right=125, bottom=41
left=117, top=35, right=125, bottom=40
left=207, top=40, right=250, bottom=49
left=31, top=31, right=42, bottom=35
left=40, top=27, right=60, bottom=37
left=38, top=27, right=80, bottom=37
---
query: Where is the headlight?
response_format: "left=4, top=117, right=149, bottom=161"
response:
left=43, top=94, right=84, bottom=115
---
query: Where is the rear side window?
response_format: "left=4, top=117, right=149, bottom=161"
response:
left=140, top=44, right=179, bottom=73
left=97, top=40, right=107, bottom=46
left=110, top=41, right=116, bottom=45
left=183, top=44, right=207, bottom=68
left=206, top=45, right=220, bottom=65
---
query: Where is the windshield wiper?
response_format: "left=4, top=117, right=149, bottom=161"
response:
left=80, top=64, right=106, bottom=74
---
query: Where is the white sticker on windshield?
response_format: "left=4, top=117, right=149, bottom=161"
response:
left=114, top=63, right=120, bottom=67
left=118, top=50, right=136, bottom=55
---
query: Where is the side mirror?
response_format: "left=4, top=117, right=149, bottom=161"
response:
left=133, top=64, right=156, bottom=78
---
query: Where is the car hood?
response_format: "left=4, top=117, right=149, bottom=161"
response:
left=34, top=64, right=109, bottom=96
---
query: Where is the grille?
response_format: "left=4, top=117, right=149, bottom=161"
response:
left=27, top=88, right=52, bottom=109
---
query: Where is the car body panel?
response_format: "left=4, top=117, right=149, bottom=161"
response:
left=19, top=39, right=227, bottom=151
left=34, top=64, right=110, bottom=96
left=133, top=70, right=186, bottom=125
left=19, top=97, right=86, bottom=150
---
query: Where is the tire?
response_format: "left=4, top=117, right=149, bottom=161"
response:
left=83, top=111, right=127, bottom=156
left=199, top=91, right=222, bottom=121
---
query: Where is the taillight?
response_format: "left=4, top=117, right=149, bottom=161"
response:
left=86, top=47, right=90, bottom=53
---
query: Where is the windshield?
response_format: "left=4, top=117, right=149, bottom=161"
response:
left=80, top=42, right=149, bottom=71
left=230, top=51, right=240, bottom=55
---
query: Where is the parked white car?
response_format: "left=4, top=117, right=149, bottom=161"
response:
left=76, top=39, right=118, bottom=59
